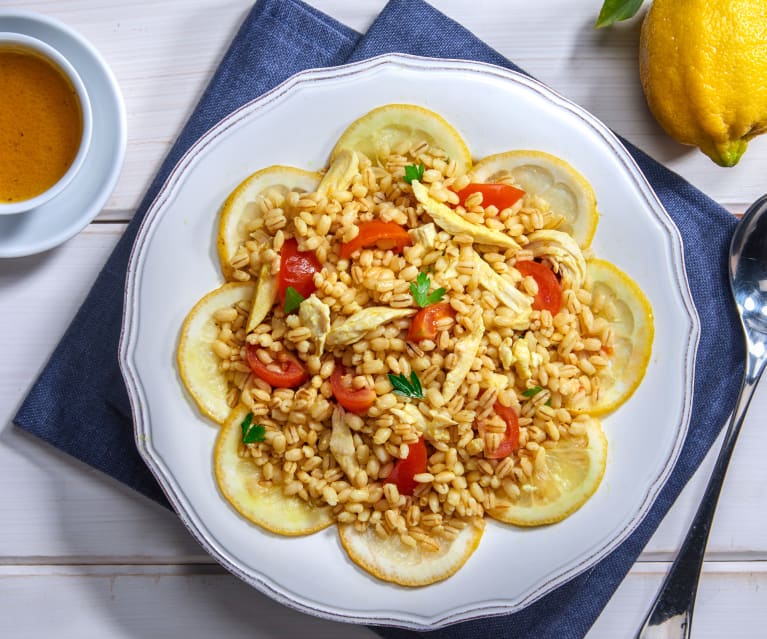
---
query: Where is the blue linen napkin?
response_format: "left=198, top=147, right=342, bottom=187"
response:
left=14, top=0, right=744, bottom=637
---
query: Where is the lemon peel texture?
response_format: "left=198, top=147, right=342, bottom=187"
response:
left=639, top=0, right=767, bottom=167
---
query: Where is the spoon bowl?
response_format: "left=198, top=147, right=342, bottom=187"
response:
left=731, top=193, right=767, bottom=341
left=636, top=195, right=767, bottom=639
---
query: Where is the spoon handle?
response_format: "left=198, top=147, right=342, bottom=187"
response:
left=634, top=350, right=766, bottom=639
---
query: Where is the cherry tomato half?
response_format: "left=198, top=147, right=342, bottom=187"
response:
left=246, top=344, right=308, bottom=388
left=407, top=302, right=455, bottom=342
left=477, top=402, right=520, bottom=459
left=339, top=221, right=412, bottom=259
left=330, top=363, right=376, bottom=414
left=457, top=183, right=525, bottom=211
left=515, top=260, right=562, bottom=315
left=278, top=238, right=320, bottom=302
left=385, top=437, right=428, bottom=496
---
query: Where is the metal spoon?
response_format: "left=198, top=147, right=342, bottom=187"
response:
left=635, top=194, right=767, bottom=639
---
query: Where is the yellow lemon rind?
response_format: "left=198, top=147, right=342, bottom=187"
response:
left=217, top=165, right=321, bottom=280
left=215, top=404, right=334, bottom=536
left=177, top=282, right=255, bottom=425
left=330, top=103, right=472, bottom=175
left=489, top=417, right=608, bottom=527
left=638, top=0, right=766, bottom=167
left=576, top=258, right=654, bottom=417
left=469, top=150, right=599, bottom=249
left=338, top=520, right=483, bottom=586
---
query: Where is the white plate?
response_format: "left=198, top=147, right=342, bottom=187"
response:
left=0, top=10, right=126, bottom=258
left=120, top=54, right=699, bottom=629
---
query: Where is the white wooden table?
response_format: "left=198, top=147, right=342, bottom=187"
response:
left=1, top=1, right=765, bottom=637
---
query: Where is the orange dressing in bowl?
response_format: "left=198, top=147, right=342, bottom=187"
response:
left=0, top=47, right=83, bottom=203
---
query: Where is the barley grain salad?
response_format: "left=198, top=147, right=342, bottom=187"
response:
left=177, top=104, right=654, bottom=587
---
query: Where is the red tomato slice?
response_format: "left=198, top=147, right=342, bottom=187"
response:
left=246, top=344, right=308, bottom=388
left=457, top=183, right=525, bottom=211
left=385, top=437, right=428, bottom=496
left=330, top=363, right=376, bottom=414
left=339, top=221, right=412, bottom=259
left=515, top=260, right=562, bottom=315
left=278, top=238, right=320, bottom=302
left=478, top=402, right=520, bottom=459
left=407, top=302, right=455, bottom=342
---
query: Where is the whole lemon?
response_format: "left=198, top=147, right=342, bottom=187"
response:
left=639, top=0, right=767, bottom=166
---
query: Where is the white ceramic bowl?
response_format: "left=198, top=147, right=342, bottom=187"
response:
left=0, top=9, right=126, bottom=258
left=0, top=31, right=93, bottom=215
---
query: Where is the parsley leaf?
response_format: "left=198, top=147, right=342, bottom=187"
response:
left=284, top=286, right=304, bottom=314
left=403, top=163, right=425, bottom=184
left=409, top=272, right=446, bottom=308
left=240, top=412, right=266, bottom=444
left=388, top=371, right=424, bottom=399
left=522, top=386, right=544, bottom=398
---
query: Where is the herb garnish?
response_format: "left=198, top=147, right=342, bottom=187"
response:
left=522, top=386, right=544, bottom=398
left=240, top=412, right=266, bottom=444
left=284, top=286, right=304, bottom=314
left=388, top=371, right=424, bottom=399
left=410, top=272, right=446, bottom=308
left=403, top=163, right=425, bottom=184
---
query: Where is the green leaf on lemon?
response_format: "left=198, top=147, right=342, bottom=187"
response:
left=595, top=0, right=644, bottom=28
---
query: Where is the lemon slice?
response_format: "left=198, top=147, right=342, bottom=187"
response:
left=177, top=282, right=254, bottom=424
left=217, top=165, right=321, bottom=280
left=490, top=416, right=607, bottom=526
left=215, top=404, right=334, bottom=535
left=469, top=150, right=598, bottom=248
left=339, top=521, right=483, bottom=586
left=577, top=258, right=654, bottom=415
left=330, top=104, right=472, bottom=174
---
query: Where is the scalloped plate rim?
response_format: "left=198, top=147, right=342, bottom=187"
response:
left=118, top=53, right=699, bottom=630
